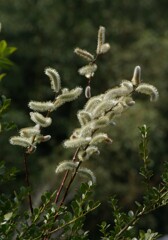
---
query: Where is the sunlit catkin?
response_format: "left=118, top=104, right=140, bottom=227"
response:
left=85, top=86, right=91, bottom=98
left=96, top=26, right=105, bottom=54
left=90, top=133, right=112, bottom=145
left=135, top=83, right=159, bottom=102
left=10, top=136, right=32, bottom=148
left=77, top=167, right=96, bottom=184
left=77, top=110, right=92, bottom=126
left=100, top=43, right=110, bottom=54
left=74, top=48, right=94, bottom=62
left=30, top=112, right=52, bottom=127
left=78, top=64, right=97, bottom=78
left=28, top=101, right=54, bottom=112
left=131, top=66, right=141, bottom=86
left=55, top=161, right=78, bottom=174
left=58, top=87, right=83, bottom=102
left=19, top=127, right=40, bottom=138
left=64, top=137, right=91, bottom=148
left=45, top=67, right=61, bottom=93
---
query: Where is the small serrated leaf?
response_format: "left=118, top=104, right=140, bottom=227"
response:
left=4, top=212, right=13, bottom=221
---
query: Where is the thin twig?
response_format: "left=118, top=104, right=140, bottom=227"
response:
left=48, top=202, right=100, bottom=235
left=54, top=170, right=69, bottom=204
left=43, top=149, right=81, bottom=240
left=24, top=152, right=33, bottom=214
left=58, top=161, right=82, bottom=208
left=54, top=148, right=80, bottom=204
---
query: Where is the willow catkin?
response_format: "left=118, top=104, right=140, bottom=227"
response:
left=74, top=48, right=94, bottom=62
left=45, top=67, right=61, bottom=93
left=85, top=86, right=91, bottom=98
left=28, top=101, right=55, bottom=112
left=30, top=112, right=52, bottom=127
left=131, top=66, right=141, bottom=86
left=135, top=83, right=159, bottom=102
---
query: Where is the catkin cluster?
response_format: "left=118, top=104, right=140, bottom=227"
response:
left=10, top=68, right=82, bottom=153
left=74, top=26, right=111, bottom=99
left=55, top=26, right=158, bottom=184
left=9, top=26, right=159, bottom=185
left=56, top=65, right=159, bottom=184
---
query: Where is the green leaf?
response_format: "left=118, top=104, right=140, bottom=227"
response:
left=0, top=40, right=16, bottom=57
left=3, top=46, right=17, bottom=57
left=4, top=212, right=13, bottom=221
left=0, top=95, right=11, bottom=115
left=0, top=73, right=6, bottom=81
left=0, top=40, right=7, bottom=54
left=0, top=57, right=14, bottom=69
left=0, top=121, right=16, bottom=132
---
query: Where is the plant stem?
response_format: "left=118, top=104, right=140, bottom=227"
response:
left=54, top=148, right=80, bottom=204
left=54, top=170, right=69, bottom=204
left=43, top=149, right=81, bottom=240
left=48, top=202, right=100, bottom=235
left=58, top=161, right=82, bottom=208
left=24, top=152, right=33, bottom=214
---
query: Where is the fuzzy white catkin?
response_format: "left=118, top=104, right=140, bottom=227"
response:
left=92, top=100, right=115, bottom=118
left=77, top=110, right=92, bottom=126
left=79, top=124, right=93, bottom=138
left=54, top=87, right=82, bottom=109
left=90, top=133, right=111, bottom=145
left=45, top=67, right=61, bottom=93
left=78, top=147, right=99, bottom=161
left=124, top=96, right=135, bottom=106
left=74, top=48, right=94, bottom=62
left=120, top=80, right=133, bottom=92
left=35, top=135, right=51, bottom=143
left=78, top=64, right=97, bottom=78
left=91, top=116, right=109, bottom=129
left=30, top=112, right=52, bottom=127
left=131, top=66, right=141, bottom=86
left=28, top=101, right=55, bottom=112
left=84, top=95, right=103, bottom=112
left=96, top=26, right=105, bottom=54
left=58, top=87, right=83, bottom=102
left=10, top=136, right=32, bottom=148
left=64, top=137, right=91, bottom=148
left=112, top=103, right=124, bottom=115
left=19, top=127, right=40, bottom=138
left=100, top=43, right=110, bottom=54
left=86, top=146, right=100, bottom=156
left=70, top=128, right=81, bottom=139
left=85, top=86, right=91, bottom=98
left=78, top=150, right=87, bottom=161
left=77, top=167, right=96, bottom=184
left=135, top=83, right=159, bottom=102
left=104, top=86, right=130, bottom=100
left=55, top=161, right=78, bottom=174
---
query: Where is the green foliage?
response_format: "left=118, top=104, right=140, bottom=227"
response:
left=99, top=126, right=168, bottom=240
left=0, top=160, right=18, bottom=183
left=0, top=95, right=16, bottom=132
left=0, top=29, right=16, bottom=133
left=0, top=39, right=16, bottom=80
left=0, top=170, right=99, bottom=240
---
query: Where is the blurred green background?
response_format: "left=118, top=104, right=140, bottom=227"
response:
left=0, top=0, right=168, bottom=238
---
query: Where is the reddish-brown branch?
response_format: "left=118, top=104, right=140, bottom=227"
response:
left=54, top=148, right=80, bottom=204
left=54, top=170, right=69, bottom=204
left=24, top=153, right=33, bottom=214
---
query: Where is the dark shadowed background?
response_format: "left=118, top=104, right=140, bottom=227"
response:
left=0, top=0, right=168, bottom=238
